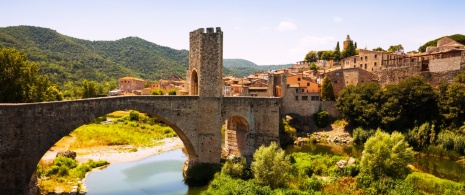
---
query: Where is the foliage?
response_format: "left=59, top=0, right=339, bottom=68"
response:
left=129, top=110, right=140, bottom=121
left=81, top=79, right=98, bottom=98
left=0, top=48, right=63, bottom=102
left=360, top=130, right=414, bottom=180
left=69, top=112, right=176, bottom=149
left=454, top=70, right=465, bottom=84
left=223, top=59, right=292, bottom=77
left=304, top=51, right=318, bottom=62
left=321, top=77, right=335, bottom=101
left=406, top=122, right=436, bottom=150
left=151, top=88, right=166, bottom=95
left=373, top=47, right=385, bottom=51
left=352, top=127, right=376, bottom=145
left=38, top=156, right=108, bottom=193
left=184, top=163, right=221, bottom=187
left=281, top=118, right=297, bottom=138
left=251, top=142, right=291, bottom=189
left=320, top=50, right=334, bottom=61
left=203, top=175, right=273, bottom=195
left=341, top=41, right=356, bottom=58
left=404, top=172, right=465, bottom=194
left=309, top=62, right=318, bottom=71
left=418, top=34, right=465, bottom=52
left=387, top=44, right=404, bottom=53
left=220, top=158, right=251, bottom=180
left=313, top=110, right=329, bottom=128
left=168, top=88, right=177, bottom=95
left=440, top=82, right=465, bottom=127
left=290, top=152, right=344, bottom=178
left=333, top=42, right=341, bottom=61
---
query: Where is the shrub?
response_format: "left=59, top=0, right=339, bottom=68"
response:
left=221, top=158, right=250, bottom=179
left=405, top=172, right=465, bottom=194
left=313, top=110, right=329, bottom=128
left=360, top=130, right=414, bottom=180
left=251, top=142, right=291, bottom=189
left=129, top=110, right=140, bottom=121
left=352, top=127, right=375, bottom=145
left=54, top=156, right=77, bottom=169
left=184, top=163, right=221, bottom=187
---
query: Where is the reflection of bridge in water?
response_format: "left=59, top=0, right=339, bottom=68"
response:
left=0, top=27, right=281, bottom=194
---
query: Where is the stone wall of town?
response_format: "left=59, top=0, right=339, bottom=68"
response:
left=327, top=68, right=377, bottom=96
left=429, top=56, right=462, bottom=72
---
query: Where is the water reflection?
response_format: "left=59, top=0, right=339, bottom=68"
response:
left=285, top=142, right=465, bottom=182
left=85, top=149, right=206, bottom=195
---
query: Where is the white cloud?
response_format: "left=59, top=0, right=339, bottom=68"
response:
left=333, top=17, right=342, bottom=23
left=276, top=21, right=297, bottom=31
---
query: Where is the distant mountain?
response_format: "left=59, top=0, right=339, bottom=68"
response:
left=418, top=34, right=465, bottom=52
left=0, top=26, right=291, bottom=84
left=223, top=59, right=291, bottom=77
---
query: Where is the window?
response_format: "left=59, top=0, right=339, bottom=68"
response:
left=297, top=78, right=301, bottom=81
left=354, top=58, right=357, bottom=63
left=360, top=64, right=363, bottom=68
left=301, top=89, right=305, bottom=92
left=374, top=54, right=377, bottom=58
left=295, top=88, right=298, bottom=93
left=336, top=72, right=340, bottom=76
left=334, top=80, right=338, bottom=84
left=360, top=57, right=363, bottom=60
left=374, top=62, right=377, bottom=66
left=302, top=96, right=308, bottom=101
left=365, top=56, right=367, bottom=60
left=307, top=82, right=310, bottom=86
left=295, top=96, right=299, bottom=101
left=365, top=64, right=367, bottom=69
left=354, top=65, right=356, bottom=68
left=311, top=96, right=320, bottom=101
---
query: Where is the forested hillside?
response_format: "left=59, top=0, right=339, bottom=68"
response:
left=223, top=59, right=291, bottom=77
left=0, top=26, right=291, bottom=85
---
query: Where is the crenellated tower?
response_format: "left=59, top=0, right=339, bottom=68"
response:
left=187, top=27, right=223, bottom=97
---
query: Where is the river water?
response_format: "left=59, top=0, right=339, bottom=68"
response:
left=85, top=143, right=464, bottom=194
left=85, top=149, right=205, bottom=195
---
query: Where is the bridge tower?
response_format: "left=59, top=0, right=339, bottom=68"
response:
left=187, top=27, right=223, bottom=97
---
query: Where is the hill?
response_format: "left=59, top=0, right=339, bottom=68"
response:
left=224, top=59, right=291, bottom=77
left=0, top=26, right=290, bottom=84
left=418, top=34, right=465, bottom=52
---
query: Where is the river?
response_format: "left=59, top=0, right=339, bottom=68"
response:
left=85, top=149, right=205, bottom=195
left=85, top=143, right=464, bottom=194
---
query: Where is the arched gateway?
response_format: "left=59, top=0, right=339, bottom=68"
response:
left=0, top=27, right=281, bottom=195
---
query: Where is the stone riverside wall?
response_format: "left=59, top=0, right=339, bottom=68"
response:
left=429, top=56, right=462, bottom=72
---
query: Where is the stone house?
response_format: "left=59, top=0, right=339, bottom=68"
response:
left=118, top=77, right=146, bottom=93
left=325, top=68, right=378, bottom=96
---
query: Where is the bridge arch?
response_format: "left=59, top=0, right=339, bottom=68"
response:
left=224, top=115, right=255, bottom=158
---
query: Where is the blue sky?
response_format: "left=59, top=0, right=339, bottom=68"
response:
left=1, top=0, right=464, bottom=65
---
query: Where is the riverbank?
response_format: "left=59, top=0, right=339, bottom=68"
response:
left=41, top=137, right=184, bottom=164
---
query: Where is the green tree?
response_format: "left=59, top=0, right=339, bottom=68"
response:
left=387, top=44, right=404, bottom=53
left=320, top=50, right=334, bottom=61
left=333, top=42, right=341, bottom=61
left=360, top=130, right=414, bottom=180
left=151, top=88, right=165, bottom=95
left=304, top=51, right=318, bottom=62
left=309, top=62, right=318, bottom=71
left=454, top=71, right=465, bottom=84
left=313, top=110, right=329, bottom=128
left=373, top=47, right=385, bottom=51
left=168, top=88, right=177, bottom=95
left=321, top=77, right=335, bottom=101
left=0, top=48, right=62, bottom=102
left=440, top=83, right=465, bottom=127
left=341, top=41, right=356, bottom=58
left=81, top=80, right=98, bottom=98
left=251, top=142, right=291, bottom=189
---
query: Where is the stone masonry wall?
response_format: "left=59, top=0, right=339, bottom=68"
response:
left=429, top=56, right=461, bottom=72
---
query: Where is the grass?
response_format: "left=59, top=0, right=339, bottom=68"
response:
left=37, top=157, right=109, bottom=194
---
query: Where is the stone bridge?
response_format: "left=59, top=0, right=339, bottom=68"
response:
left=0, top=27, right=282, bottom=194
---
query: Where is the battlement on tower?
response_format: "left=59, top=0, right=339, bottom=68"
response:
left=190, top=27, right=222, bottom=36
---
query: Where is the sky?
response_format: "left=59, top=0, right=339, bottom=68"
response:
left=1, top=0, right=464, bottom=65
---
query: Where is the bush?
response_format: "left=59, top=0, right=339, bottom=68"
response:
left=405, top=172, right=465, bottom=194
left=360, top=130, right=414, bottom=180
left=407, top=121, right=436, bottom=150
left=221, top=158, right=251, bottom=179
left=313, top=110, right=329, bottom=128
left=352, top=127, right=375, bottom=145
left=184, top=163, right=221, bottom=187
left=54, top=156, right=77, bottom=169
left=129, top=110, right=140, bottom=121
left=251, top=142, right=291, bottom=189
left=203, top=175, right=272, bottom=195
